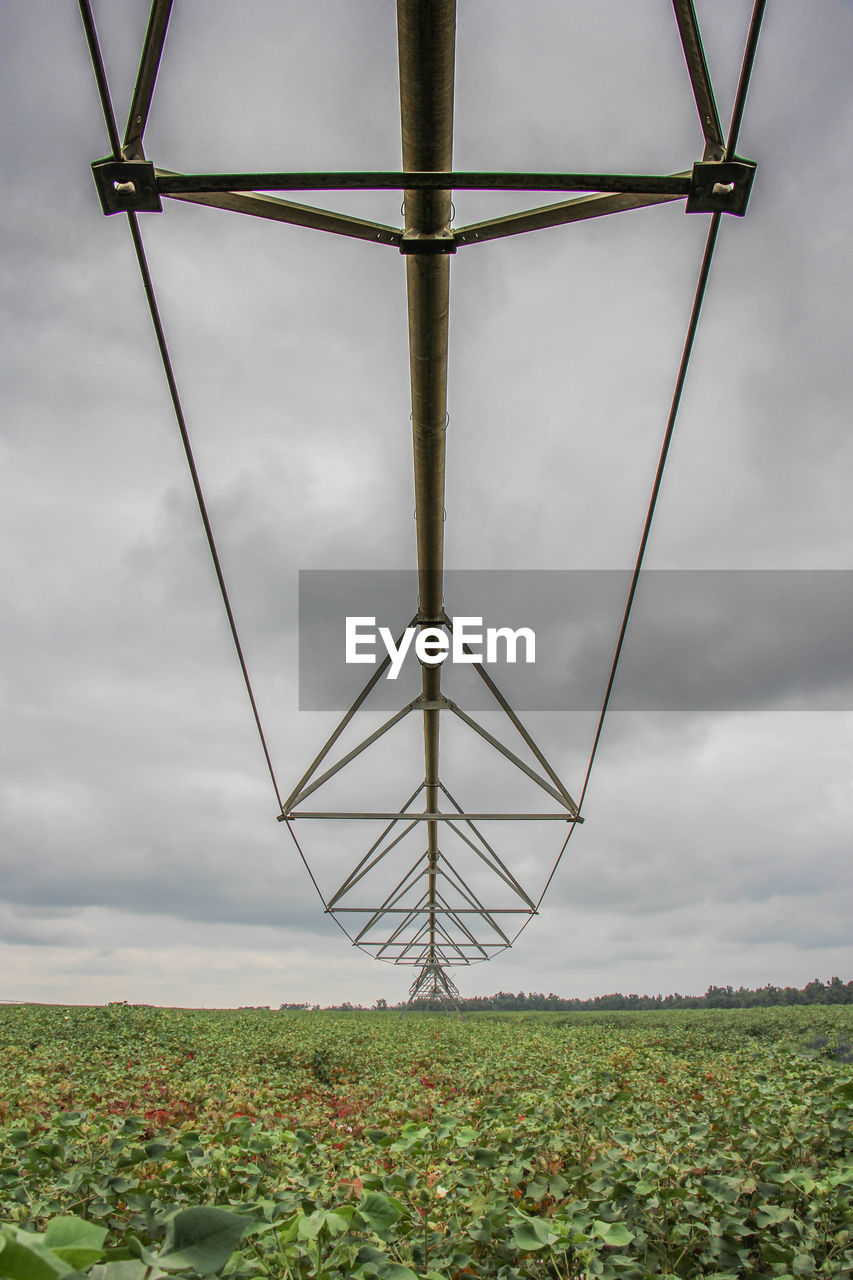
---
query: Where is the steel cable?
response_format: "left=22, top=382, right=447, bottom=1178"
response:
left=282, top=819, right=361, bottom=947
left=511, top=211, right=722, bottom=944
left=78, top=0, right=285, bottom=815
left=518, top=0, right=767, bottom=941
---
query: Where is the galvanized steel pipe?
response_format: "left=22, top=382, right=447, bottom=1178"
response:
left=397, top=0, right=456, bottom=961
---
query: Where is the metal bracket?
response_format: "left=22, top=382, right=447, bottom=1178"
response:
left=399, top=230, right=456, bottom=255
left=91, top=159, right=162, bottom=215
left=686, top=159, right=756, bottom=216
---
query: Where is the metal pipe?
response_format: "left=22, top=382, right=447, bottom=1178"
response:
left=397, top=0, right=456, bottom=964
left=155, top=170, right=692, bottom=195
left=123, top=0, right=174, bottom=160
left=671, top=0, right=725, bottom=161
left=285, top=812, right=579, bottom=821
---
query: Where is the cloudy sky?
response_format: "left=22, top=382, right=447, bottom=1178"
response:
left=2, top=0, right=851, bottom=1008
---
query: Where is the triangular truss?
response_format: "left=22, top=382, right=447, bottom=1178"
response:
left=405, top=960, right=462, bottom=1015
left=280, top=610, right=578, bottom=969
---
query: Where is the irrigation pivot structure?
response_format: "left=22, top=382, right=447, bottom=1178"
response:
left=79, top=0, right=766, bottom=1002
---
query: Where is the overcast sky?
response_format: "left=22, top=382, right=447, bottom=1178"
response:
left=1, top=1, right=851, bottom=1008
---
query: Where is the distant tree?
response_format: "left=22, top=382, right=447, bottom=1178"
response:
left=335, top=976, right=851, bottom=1015
left=705, top=985, right=734, bottom=1008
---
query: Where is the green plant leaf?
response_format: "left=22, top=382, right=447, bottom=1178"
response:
left=0, top=1230, right=71, bottom=1280
left=89, top=1264, right=153, bottom=1280
left=471, top=1147, right=500, bottom=1168
left=43, top=1219, right=107, bottom=1270
left=153, top=1208, right=248, bottom=1275
left=358, top=1192, right=402, bottom=1235
left=511, top=1218, right=555, bottom=1251
left=296, top=1211, right=325, bottom=1241
left=292, top=1207, right=351, bottom=1241
left=590, top=1220, right=634, bottom=1247
left=322, top=1211, right=349, bottom=1237
left=143, top=1142, right=171, bottom=1162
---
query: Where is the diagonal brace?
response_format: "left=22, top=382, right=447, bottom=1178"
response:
left=445, top=700, right=574, bottom=810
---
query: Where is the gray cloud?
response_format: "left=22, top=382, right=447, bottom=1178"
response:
left=1, top=0, right=851, bottom=1005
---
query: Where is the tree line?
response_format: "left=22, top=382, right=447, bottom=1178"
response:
left=426, top=976, right=852, bottom=1011
left=301, top=975, right=852, bottom=1012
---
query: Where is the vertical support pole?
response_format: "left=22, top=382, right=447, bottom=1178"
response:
left=397, top=0, right=456, bottom=965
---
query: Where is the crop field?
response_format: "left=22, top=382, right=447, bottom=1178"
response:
left=1, top=1004, right=851, bottom=1280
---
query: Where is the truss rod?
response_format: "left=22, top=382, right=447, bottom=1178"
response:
left=439, top=782, right=537, bottom=905
left=440, top=814, right=527, bottom=906
left=161, top=176, right=694, bottom=249
left=434, top=915, right=489, bottom=962
left=78, top=0, right=122, bottom=157
left=672, top=0, right=725, bottom=160
left=370, top=891, right=430, bottom=952
left=123, top=0, right=173, bottom=160
left=431, top=907, right=474, bottom=962
left=286, top=700, right=418, bottom=809
left=436, top=863, right=511, bottom=946
left=393, top=928, right=434, bottom=966
left=446, top=701, right=574, bottom=810
left=350, top=854, right=430, bottom=942
left=284, top=811, right=578, bottom=821
left=327, top=786, right=424, bottom=906
left=447, top=620, right=577, bottom=811
left=78, top=0, right=285, bottom=815
left=726, top=0, right=767, bottom=159
left=365, top=941, right=505, bottom=952
left=453, top=184, right=687, bottom=246
left=439, top=781, right=549, bottom=866
left=156, top=170, right=691, bottom=196
left=160, top=182, right=401, bottom=246
left=327, top=819, right=421, bottom=907
left=283, top=619, right=416, bottom=811
left=336, top=907, right=532, bottom=915
left=524, top=0, right=769, bottom=932
left=384, top=921, right=432, bottom=962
